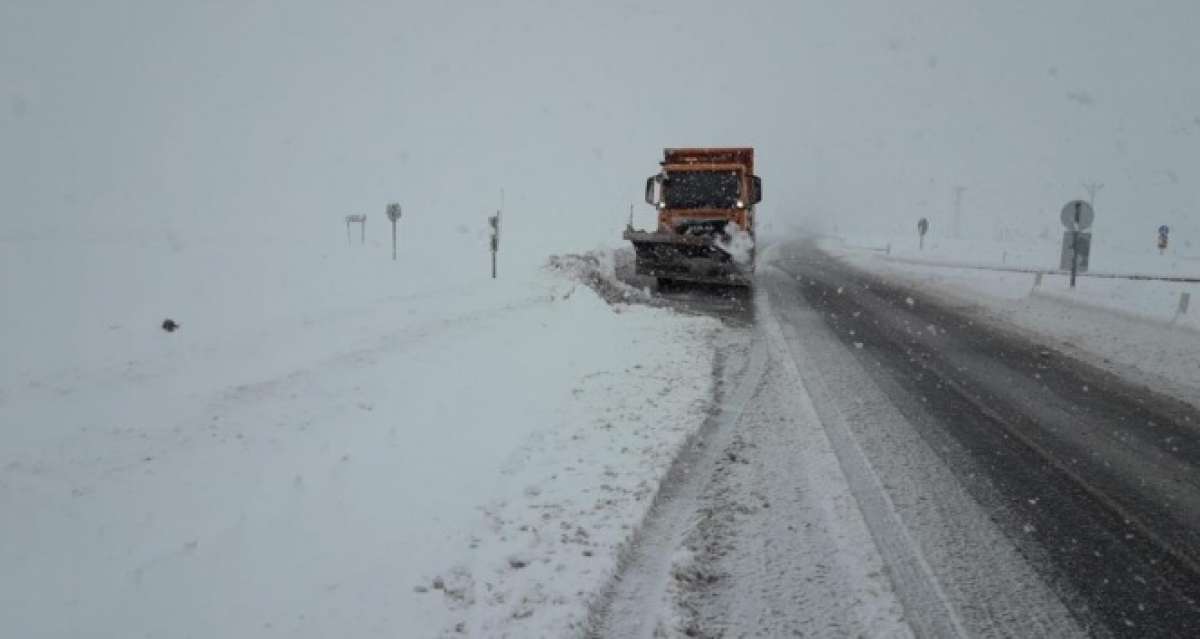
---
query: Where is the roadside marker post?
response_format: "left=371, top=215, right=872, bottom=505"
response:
left=346, top=214, right=366, bottom=246
left=386, top=203, right=402, bottom=260
left=489, top=211, right=501, bottom=279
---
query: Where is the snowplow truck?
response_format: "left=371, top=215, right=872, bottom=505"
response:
left=624, top=148, right=762, bottom=287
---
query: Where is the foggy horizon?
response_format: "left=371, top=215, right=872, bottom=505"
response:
left=4, top=1, right=1198, bottom=250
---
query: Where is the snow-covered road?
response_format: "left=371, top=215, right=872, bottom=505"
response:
left=594, top=243, right=1089, bottom=637
left=597, top=236, right=1200, bottom=637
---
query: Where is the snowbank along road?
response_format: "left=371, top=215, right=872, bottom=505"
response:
left=596, top=238, right=1200, bottom=638
left=0, top=245, right=722, bottom=638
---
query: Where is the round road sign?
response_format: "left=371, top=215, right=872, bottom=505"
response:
left=1060, top=200, right=1095, bottom=231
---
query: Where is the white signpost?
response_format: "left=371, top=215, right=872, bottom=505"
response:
left=386, top=203, right=402, bottom=260
left=1059, top=200, right=1095, bottom=288
left=345, top=214, right=366, bottom=246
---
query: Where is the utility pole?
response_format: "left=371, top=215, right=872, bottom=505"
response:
left=952, top=186, right=966, bottom=239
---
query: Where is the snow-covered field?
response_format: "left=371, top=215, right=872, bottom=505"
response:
left=829, top=234, right=1200, bottom=401
left=0, top=234, right=719, bottom=637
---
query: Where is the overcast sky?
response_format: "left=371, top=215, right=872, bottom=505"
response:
left=3, top=0, right=1199, bottom=252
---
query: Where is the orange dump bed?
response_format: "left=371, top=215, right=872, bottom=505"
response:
left=663, top=148, right=753, bottom=175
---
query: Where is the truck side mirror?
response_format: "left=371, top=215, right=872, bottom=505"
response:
left=751, top=175, right=763, bottom=204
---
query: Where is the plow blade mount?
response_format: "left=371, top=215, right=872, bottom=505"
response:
left=624, top=230, right=752, bottom=286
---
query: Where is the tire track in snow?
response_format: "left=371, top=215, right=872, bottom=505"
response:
left=587, top=328, right=767, bottom=637
left=592, top=266, right=922, bottom=636
left=759, top=256, right=969, bottom=639
left=671, top=338, right=912, bottom=637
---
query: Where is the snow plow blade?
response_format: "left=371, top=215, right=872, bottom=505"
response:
left=623, top=230, right=752, bottom=287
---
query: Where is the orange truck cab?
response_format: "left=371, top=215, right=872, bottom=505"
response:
left=624, top=147, right=762, bottom=286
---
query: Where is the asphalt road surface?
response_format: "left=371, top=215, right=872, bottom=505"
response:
left=596, top=239, right=1200, bottom=638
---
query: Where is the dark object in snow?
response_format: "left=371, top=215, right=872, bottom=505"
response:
left=161, top=318, right=180, bottom=332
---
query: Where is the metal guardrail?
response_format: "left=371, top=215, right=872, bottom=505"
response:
left=877, top=254, right=1200, bottom=284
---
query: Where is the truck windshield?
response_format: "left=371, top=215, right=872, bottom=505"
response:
left=663, top=171, right=741, bottom=209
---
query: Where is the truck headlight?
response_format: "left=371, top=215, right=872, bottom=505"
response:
left=735, top=199, right=745, bottom=208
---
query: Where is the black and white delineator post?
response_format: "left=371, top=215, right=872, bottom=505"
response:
left=386, top=203, right=402, bottom=260
left=917, top=217, right=929, bottom=250
left=345, top=214, right=366, bottom=246
left=488, top=211, right=501, bottom=279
